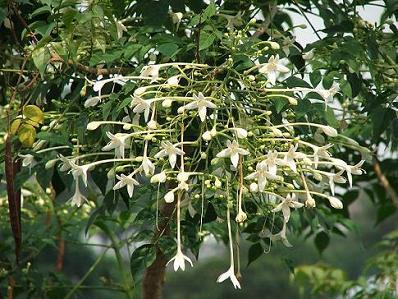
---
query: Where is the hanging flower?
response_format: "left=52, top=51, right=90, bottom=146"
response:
left=70, top=162, right=91, bottom=187
left=327, top=169, right=346, bottom=195
left=70, top=180, right=87, bottom=207
left=217, top=266, right=241, bottom=289
left=312, top=144, right=333, bottom=168
left=316, top=82, right=339, bottom=108
left=58, top=154, right=73, bottom=172
left=167, top=248, right=193, bottom=271
left=102, top=132, right=129, bottom=159
left=328, top=196, right=343, bottom=209
left=216, top=140, right=249, bottom=168
left=177, top=92, right=217, bottom=122
left=130, top=96, right=152, bottom=122
left=258, top=55, right=289, bottom=85
left=141, top=156, right=155, bottom=176
left=272, top=193, right=304, bottom=223
left=19, top=154, right=36, bottom=170
left=113, top=173, right=139, bottom=197
left=154, top=141, right=185, bottom=169
left=281, top=144, right=305, bottom=173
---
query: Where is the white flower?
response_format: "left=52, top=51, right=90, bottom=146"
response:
left=166, top=75, right=180, bottom=86
left=281, top=144, right=305, bottom=173
left=345, top=160, right=365, bottom=188
left=164, top=190, right=175, bottom=203
left=316, top=82, right=339, bottom=108
left=102, top=132, right=129, bottom=159
left=267, top=223, right=292, bottom=247
left=312, top=144, right=333, bottom=168
left=167, top=249, right=193, bottom=271
left=140, top=65, right=160, bottom=81
left=249, top=182, right=259, bottom=193
left=328, top=196, right=343, bottom=209
left=84, top=96, right=102, bottom=107
left=154, top=141, right=185, bottom=169
left=258, top=55, right=289, bottom=85
left=177, top=92, right=217, bottom=122
left=216, top=140, right=249, bottom=168
left=216, top=266, right=241, bottom=289
left=177, top=171, right=191, bottom=182
left=147, top=120, right=158, bottom=130
left=233, top=128, right=248, bottom=139
left=130, top=96, right=152, bottom=122
left=115, top=19, right=127, bottom=39
left=245, top=160, right=280, bottom=191
left=235, top=209, right=247, bottom=223
left=302, top=49, right=314, bottom=60
left=141, top=156, right=155, bottom=176
left=151, top=171, right=167, bottom=184
left=162, top=98, right=173, bottom=108
left=70, top=180, right=87, bottom=207
left=264, top=151, right=280, bottom=176
left=113, top=173, right=139, bottom=197
left=202, top=127, right=217, bottom=141
left=171, top=12, right=183, bottom=24
left=58, top=154, right=73, bottom=172
left=328, top=169, right=346, bottom=195
left=19, top=154, right=36, bottom=169
left=272, top=193, right=304, bottom=223
left=70, top=162, right=91, bottom=187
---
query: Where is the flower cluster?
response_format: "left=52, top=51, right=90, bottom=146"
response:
left=37, top=40, right=366, bottom=288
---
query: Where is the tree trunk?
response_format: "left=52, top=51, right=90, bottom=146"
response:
left=141, top=202, right=175, bottom=299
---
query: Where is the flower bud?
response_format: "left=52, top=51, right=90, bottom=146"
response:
left=151, top=171, right=167, bottom=183
left=328, top=196, right=343, bottom=209
left=249, top=182, right=258, bottom=193
left=162, top=99, right=173, bottom=108
left=147, top=120, right=158, bottom=130
left=305, top=194, right=316, bottom=208
left=322, top=126, right=338, bottom=137
left=87, top=121, right=101, bottom=130
left=235, top=210, right=247, bottom=223
left=165, top=190, right=175, bottom=203
left=214, top=178, right=222, bottom=188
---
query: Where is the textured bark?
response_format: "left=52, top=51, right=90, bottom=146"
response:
left=5, top=136, right=22, bottom=263
left=141, top=202, right=175, bottom=299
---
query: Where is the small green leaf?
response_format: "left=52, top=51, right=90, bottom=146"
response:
left=32, top=46, right=51, bottom=77
left=130, top=244, right=157, bottom=282
left=314, top=231, right=330, bottom=253
left=199, top=31, right=215, bottom=51
left=158, top=43, right=179, bottom=58
left=247, top=243, right=263, bottom=266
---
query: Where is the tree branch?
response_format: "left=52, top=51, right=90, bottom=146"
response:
left=373, top=158, right=398, bottom=207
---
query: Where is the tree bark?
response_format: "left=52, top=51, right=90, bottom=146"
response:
left=141, top=202, right=175, bottom=299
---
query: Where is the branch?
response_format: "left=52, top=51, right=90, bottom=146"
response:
left=373, top=158, right=398, bottom=207
left=50, top=54, right=132, bottom=76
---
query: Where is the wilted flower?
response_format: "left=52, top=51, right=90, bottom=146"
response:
left=140, top=65, right=160, bottom=81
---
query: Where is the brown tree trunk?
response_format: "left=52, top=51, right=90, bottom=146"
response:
left=141, top=202, right=175, bottom=299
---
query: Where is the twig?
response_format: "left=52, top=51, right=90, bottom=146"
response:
left=373, top=158, right=398, bottom=208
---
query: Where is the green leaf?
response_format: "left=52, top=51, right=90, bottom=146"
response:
left=158, top=43, right=179, bottom=58
left=314, top=231, right=330, bottom=253
left=247, top=243, right=263, bottom=266
left=199, top=31, right=215, bottom=51
left=202, top=2, right=216, bottom=20
left=130, top=244, right=157, bottom=282
left=32, top=46, right=51, bottom=77
left=310, top=70, right=322, bottom=87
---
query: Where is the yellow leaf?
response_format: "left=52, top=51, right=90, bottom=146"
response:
left=10, top=119, right=22, bottom=135
left=18, top=123, right=36, bottom=147
left=23, top=105, right=44, bottom=125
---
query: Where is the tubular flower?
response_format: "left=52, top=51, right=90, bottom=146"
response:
left=216, top=140, right=249, bottom=168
